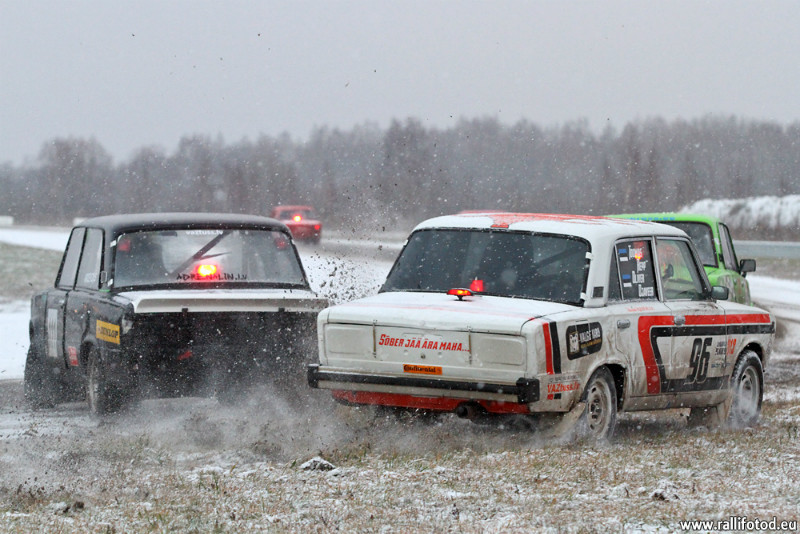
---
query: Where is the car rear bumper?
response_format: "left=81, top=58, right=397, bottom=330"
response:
left=287, top=224, right=321, bottom=240
left=307, top=364, right=539, bottom=404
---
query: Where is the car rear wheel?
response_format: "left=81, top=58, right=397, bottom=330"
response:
left=24, top=344, right=60, bottom=409
left=87, top=350, right=128, bottom=415
left=578, top=367, right=618, bottom=441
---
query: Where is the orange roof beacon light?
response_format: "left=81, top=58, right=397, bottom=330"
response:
left=469, top=278, right=485, bottom=293
left=196, top=264, right=218, bottom=278
left=447, top=288, right=473, bottom=301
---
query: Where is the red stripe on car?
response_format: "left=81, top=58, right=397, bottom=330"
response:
left=637, top=316, right=674, bottom=395
left=331, top=390, right=531, bottom=414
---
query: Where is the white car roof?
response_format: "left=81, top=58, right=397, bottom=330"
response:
left=412, top=213, right=691, bottom=309
left=415, top=213, right=687, bottom=240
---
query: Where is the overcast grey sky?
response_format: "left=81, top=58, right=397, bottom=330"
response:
left=2, top=1, right=799, bottom=165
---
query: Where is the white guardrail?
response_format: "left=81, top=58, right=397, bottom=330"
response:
left=734, top=241, right=800, bottom=259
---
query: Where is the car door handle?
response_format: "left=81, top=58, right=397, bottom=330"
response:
left=674, top=315, right=686, bottom=326
left=617, top=319, right=630, bottom=329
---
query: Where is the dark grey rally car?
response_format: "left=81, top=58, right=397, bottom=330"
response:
left=24, top=213, right=328, bottom=414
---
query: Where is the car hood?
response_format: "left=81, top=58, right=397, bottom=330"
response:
left=116, top=288, right=328, bottom=314
left=323, top=291, right=576, bottom=335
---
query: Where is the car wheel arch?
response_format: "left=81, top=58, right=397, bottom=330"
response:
left=602, top=363, right=627, bottom=410
left=575, top=361, right=628, bottom=408
left=581, top=363, right=626, bottom=409
left=738, top=342, right=765, bottom=367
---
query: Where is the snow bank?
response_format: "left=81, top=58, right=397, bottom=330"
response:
left=0, top=228, right=69, bottom=251
left=682, top=194, right=800, bottom=230
left=0, top=301, right=29, bottom=380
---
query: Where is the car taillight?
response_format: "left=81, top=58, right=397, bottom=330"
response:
left=196, top=264, right=218, bottom=278
left=314, top=224, right=321, bottom=230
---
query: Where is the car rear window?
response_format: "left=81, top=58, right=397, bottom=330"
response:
left=112, top=228, right=306, bottom=290
left=381, top=229, right=589, bottom=304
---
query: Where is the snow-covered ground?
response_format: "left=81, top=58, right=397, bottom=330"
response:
left=0, top=301, right=29, bottom=380
left=0, top=226, right=70, bottom=251
left=749, top=275, right=800, bottom=323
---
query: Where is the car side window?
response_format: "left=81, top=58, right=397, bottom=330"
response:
left=656, top=238, right=706, bottom=300
left=76, top=228, right=104, bottom=290
left=614, top=239, right=657, bottom=300
left=56, top=228, right=86, bottom=289
left=718, top=224, right=738, bottom=271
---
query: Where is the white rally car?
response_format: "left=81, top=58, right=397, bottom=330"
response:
left=308, top=213, right=775, bottom=439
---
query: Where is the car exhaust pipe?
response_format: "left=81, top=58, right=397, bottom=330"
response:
left=455, top=402, right=483, bottom=420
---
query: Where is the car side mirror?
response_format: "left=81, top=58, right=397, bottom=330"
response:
left=711, top=285, right=729, bottom=301
left=739, top=258, right=756, bottom=276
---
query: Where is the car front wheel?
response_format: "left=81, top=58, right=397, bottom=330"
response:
left=727, top=350, right=763, bottom=428
left=689, top=349, right=763, bottom=429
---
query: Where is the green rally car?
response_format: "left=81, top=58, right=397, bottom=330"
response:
left=608, top=213, right=756, bottom=304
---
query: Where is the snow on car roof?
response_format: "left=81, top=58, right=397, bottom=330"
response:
left=415, top=212, right=688, bottom=241
left=77, top=212, right=288, bottom=237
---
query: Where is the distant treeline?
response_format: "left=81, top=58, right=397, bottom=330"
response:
left=1, top=116, right=798, bottom=233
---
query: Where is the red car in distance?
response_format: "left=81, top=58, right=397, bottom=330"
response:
left=270, top=205, right=322, bottom=243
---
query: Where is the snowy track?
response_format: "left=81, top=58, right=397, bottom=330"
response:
left=750, top=275, right=800, bottom=326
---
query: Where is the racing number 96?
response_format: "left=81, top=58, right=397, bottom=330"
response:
left=687, top=337, right=712, bottom=384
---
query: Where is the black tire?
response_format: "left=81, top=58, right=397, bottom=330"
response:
left=86, top=350, right=127, bottom=415
left=727, top=350, right=763, bottom=428
left=688, top=349, right=763, bottom=429
left=23, top=345, right=59, bottom=409
left=578, top=367, right=618, bottom=441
